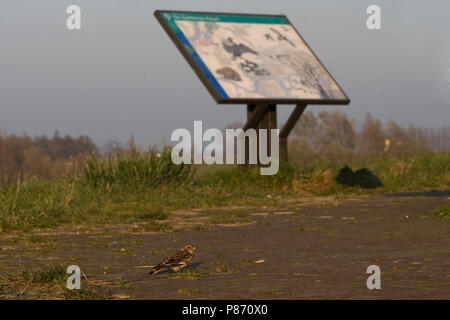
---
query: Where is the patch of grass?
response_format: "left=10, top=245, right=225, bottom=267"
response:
left=28, top=234, right=47, bottom=244
left=0, top=151, right=447, bottom=232
left=135, top=206, right=169, bottom=221
left=238, top=258, right=256, bottom=268
left=27, top=235, right=59, bottom=248
left=83, top=149, right=194, bottom=190
left=433, top=205, right=450, bottom=218
left=177, top=287, right=201, bottom=296
left=91, top=242, right=110, bottom=248
left=0, top=263, right=68, bottom=298
left=139, top=221, right=172, bottom=232
left=170, top=269, right=206, bottom=280
left=3, top=234, right=59, bottom=249
left=372, top=152, right=450, bottom=192
left=214, top=262, right=235, bottom=274
left=0, top=282, right=6, bottom=296
left=115, top=248, right=135, bottom=256
left=21, top=263, right=66, bottom=284
left=1, top=263, right=120, bottom=300
left=192, top=224, right=211, bottom=231
left=209, top=210, right=251, bottom=225
left=63, top=286, right=113, bottom=300
left=122, top=239, right=143, bottom=245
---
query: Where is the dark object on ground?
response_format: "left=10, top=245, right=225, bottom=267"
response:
left=336, top=166, right=383, bottom=188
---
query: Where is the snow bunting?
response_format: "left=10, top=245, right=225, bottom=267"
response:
left=149, top=245, right=196, bottom=275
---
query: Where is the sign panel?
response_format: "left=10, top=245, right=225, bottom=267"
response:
left=155, top=10, right=350, bottom=105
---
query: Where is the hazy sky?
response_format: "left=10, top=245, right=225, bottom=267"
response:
left=1, top=0, right=449, bottom=147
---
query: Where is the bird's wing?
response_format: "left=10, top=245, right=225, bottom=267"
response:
left=160, top=250, right=192, bottom=267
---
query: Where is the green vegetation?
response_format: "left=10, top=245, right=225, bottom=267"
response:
left=170, top=269, right=206, bottom=280
left=62, top=287, right=114, bottom=300
left=0, top=263, right=115, bottom=299
left=433, top=205, right=450, bottom=218
left=21, top=264, right=67, bottom=284
left=176, top=287, right=201, bottom=296
left=0, top=150, right=448, bottom=232
left=83, top=149, right=194, bottom=189
left=208, top=210, right=251, bottom=224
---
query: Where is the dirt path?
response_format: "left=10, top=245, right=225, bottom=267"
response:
left=1, top=191, right=449, bottom=299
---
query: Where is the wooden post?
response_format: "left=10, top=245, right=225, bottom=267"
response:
left=279, top=104, right=307, bottom=161
left=266, top=105, right=277, bottom=157
left=245, top=105, right=255, bottom=165
left=244, top=105, right=268, bottom=131
left=255, top=105, right=273, bottom=164
left=244, top=103, right=306, bottom=164
left=244, top=104, right=275, bottom=165
left=244, top=104, right=268, bottom=165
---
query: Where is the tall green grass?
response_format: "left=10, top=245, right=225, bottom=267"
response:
left=83, top=149, right=194, bottom=189
left=197, top=161, right=298, bottom=192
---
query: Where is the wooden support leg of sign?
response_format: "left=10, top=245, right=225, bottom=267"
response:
left=244, top=104, right=265, bottom=166
left=264, top=105, right=277, bottom=157
left=279, top=104, right=307, bottom=161
left=244, top=104, right=276, bottom=165
left=244, top=105, right=269, bottom=131
left=244, top=103, right=306, bottom=165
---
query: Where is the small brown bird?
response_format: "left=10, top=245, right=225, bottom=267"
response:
left=149, top=245, right=196, bottom=276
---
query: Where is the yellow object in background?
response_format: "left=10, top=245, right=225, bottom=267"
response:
left=384, top=139, right=391, bottom=152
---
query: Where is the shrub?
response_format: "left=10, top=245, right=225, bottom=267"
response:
left=82, top=149, right=194, bottom=189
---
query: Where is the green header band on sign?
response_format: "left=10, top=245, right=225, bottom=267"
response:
left=160, top=11, right=289, bottom=27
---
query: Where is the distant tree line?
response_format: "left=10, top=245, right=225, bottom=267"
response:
left=0, top=130, right=97, bottom=184
left=288, top=111, right=448, bottom=164
left=420, top=127, right=450, bottom=151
